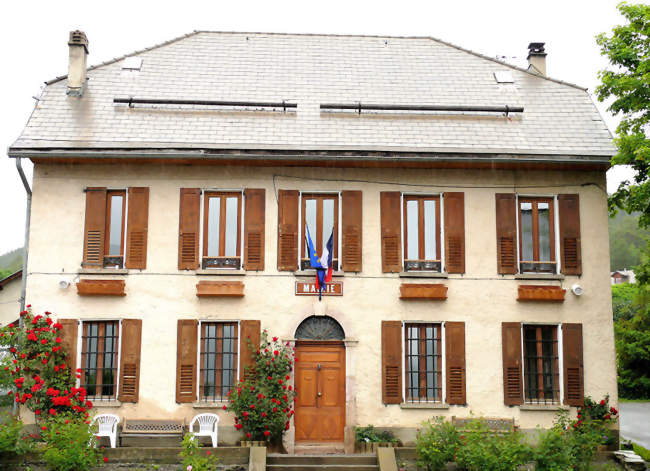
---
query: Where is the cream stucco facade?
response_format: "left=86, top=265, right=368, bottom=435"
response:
left=21, top=161, right=617, bottom=446
left=0, top=272, right=21, bottom=327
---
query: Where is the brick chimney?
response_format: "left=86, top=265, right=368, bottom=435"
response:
left=527, top=42, right=546, bottom=76
left=67, top=30, right=89, bottom=96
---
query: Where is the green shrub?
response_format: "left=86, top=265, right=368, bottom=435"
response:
left=180, top=433, right=219, bottom=471
left=355, top=424, right=398, bottom=443
left=41, top=417, right=102, bottom=471
left=0, top=413, right=33, bottom=455
left=454, top=420, right=532, bottom=471
left=633, top=443, right=650, bottom=461
left=535, top=409, right=603, bottom=471
left=415, top=417, right=461, bottom=471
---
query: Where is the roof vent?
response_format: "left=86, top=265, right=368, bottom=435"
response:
left=122, top=57, right=143, bottom=71
left=494, top=71, right=514, bottom=83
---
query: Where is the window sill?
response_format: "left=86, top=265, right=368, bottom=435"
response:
left=399, top=271, right=448, bottom=279
left=90, top=400, right=122, bottom=408
left=400, top=402, right=450, bottom=410
left=520, top=404, right=564, bottom=411
left=195, top=269, right=246, bottom=276
left=193, top=401, right=228, bottom=409
left=78, top=268, right=129, bottom=275
left=294, top=270, right=345, bottom=278
left=515, top=274, right=565, bottom=281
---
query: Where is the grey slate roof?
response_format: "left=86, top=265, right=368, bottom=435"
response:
left=9, top=31, right=615, bottom=159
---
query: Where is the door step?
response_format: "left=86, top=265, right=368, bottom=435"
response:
left=267, top=454, right=378, bottom=471
left=294, top=443, right=345, bottom=455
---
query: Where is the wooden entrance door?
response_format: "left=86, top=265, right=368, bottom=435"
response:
left=294, top=342, right=346, bottom=442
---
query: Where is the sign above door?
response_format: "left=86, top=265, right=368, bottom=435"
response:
left=295, top=281, right=343, bottom=296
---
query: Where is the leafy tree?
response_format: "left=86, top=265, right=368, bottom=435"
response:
left=596, top=2, right=650, bottom=285
left=609, top=211, right=649, bottom=270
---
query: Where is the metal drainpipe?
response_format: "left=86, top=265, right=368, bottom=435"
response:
left=15, top=157, right=32, bottom=314
left=13, top=158, right=31, bottom=416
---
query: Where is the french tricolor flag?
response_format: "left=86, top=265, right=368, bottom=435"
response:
left=306, top=227, right=334, bottom=300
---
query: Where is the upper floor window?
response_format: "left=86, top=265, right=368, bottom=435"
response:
left=80, top=321, right=120, bottom=400
left=300, top=193, right=339, bottom=271
left=104, top=191, right=126, bottom=267
left=82, top=187, right=150, bottom=270
left=202, top=192, right=242, bottom=269
left=403, top=195, right=441, bottom=272
left=518, top=197, right=556, bottom=274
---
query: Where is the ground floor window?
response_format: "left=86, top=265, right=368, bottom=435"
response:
left=523, top=324, right=559, bottom=403
left=80, top=321, right=120, bottom=400
left=199, top=322, right=238, bottom=401
left=405, top=323, right=442, bottom=402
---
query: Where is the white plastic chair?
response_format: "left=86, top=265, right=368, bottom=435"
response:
left=189, top=413, right=219, bottom=447
left=90, top=414, right=120, bottom=448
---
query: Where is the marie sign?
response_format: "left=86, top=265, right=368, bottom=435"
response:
left=295, top=281, right=343, bottom=296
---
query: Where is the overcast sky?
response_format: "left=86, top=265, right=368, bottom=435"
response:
left=0, top=0, right=635, bottom=255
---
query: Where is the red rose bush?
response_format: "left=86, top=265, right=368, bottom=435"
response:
left=226, top=330, right=296, bottom=443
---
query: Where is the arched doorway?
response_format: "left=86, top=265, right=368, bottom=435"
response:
left=294, top=316, right=346, bottom=443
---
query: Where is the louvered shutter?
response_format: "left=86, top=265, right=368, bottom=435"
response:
left=502, top=322, right=523, bottom=405
left=443, top=192, right=465, bottom=274
left=125, top=188, right=149, bottom=269
left=445, top=321, right=466, bottom=405
left=82, top=188, right=107, bottom=267
left=380, top=192, right=402, bottom=273
left=118, top=319, right=142, bottom=402
left=562, top=323, right=584, bottom=406
left=243, top=189, right=265, bottom=271
left=58, top=319, right=78, bottom=378
left=342, top=191, right=362, bottom=272
left=277, top=190, right=299, bottom=271
left=239, top=320, right=261, bottom=381
left=381, top=321, right=403, bottom=404
left=176, top=319, right=198, bottom=403
left=178, top=188, right=200, bottom=270
left=495, top=194, right=518, bottom=274
left=558, top=195, right=582, bottom=276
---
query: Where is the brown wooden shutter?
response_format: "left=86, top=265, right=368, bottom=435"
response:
left=176, top=319, right=198, bottom=403
left=125, top=188, right=149, bottom=270
left=118, top=319, right=142, bottom=402
left=82, top=188, right=107, bottom=267
left=495, top=194, right=518, bottom=274
left=239, top=320, right=261, bottom=381
left=58, top=319, right=78, bottom=377
left=562, top=323, right=584, bottom=406
left=277, top=190, right=299, bottom=271
left=381, top=321, right=403, bottom=404
left=342, top=191, right=363, bottom=272
left=445, top=321, right=466, bottom=405
left=558, top=194, right=582, bottom=276
left=380, top=192, right=402, bottom=273
left=243, top=189, right=265, bottom=271
left=443, top=192, right=465, bottom=274
left=178, top=188, right=200, bottom=270
left=502, top=322, right=523, bottom=405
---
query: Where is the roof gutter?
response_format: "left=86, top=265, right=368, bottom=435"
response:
left=6, top=148, right=613, bottom=166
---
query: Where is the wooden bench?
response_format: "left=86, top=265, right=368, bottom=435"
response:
left=119, top=419, right=185, bottom=446
left=451, top=416, right=515, bottom=434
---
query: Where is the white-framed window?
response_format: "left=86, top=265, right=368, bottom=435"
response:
left=197, top=320, right=240, bottom=402
left=401, top=193, right=444, bottom=272
left=522, top=323, right=562, bottom=404
left=298, top=192, right=341, bottom=271
left=402, top=321, right=445, bottom=403
left=199, top=190, right=244, bottom=269
left=78, top=320, right=121, bottom=400
left=516, top=195, right=560, bottom=274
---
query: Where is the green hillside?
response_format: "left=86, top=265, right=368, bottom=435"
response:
left=0, top=247, right=23, bottom=279
left=609, top=211, right=649, bottom=271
